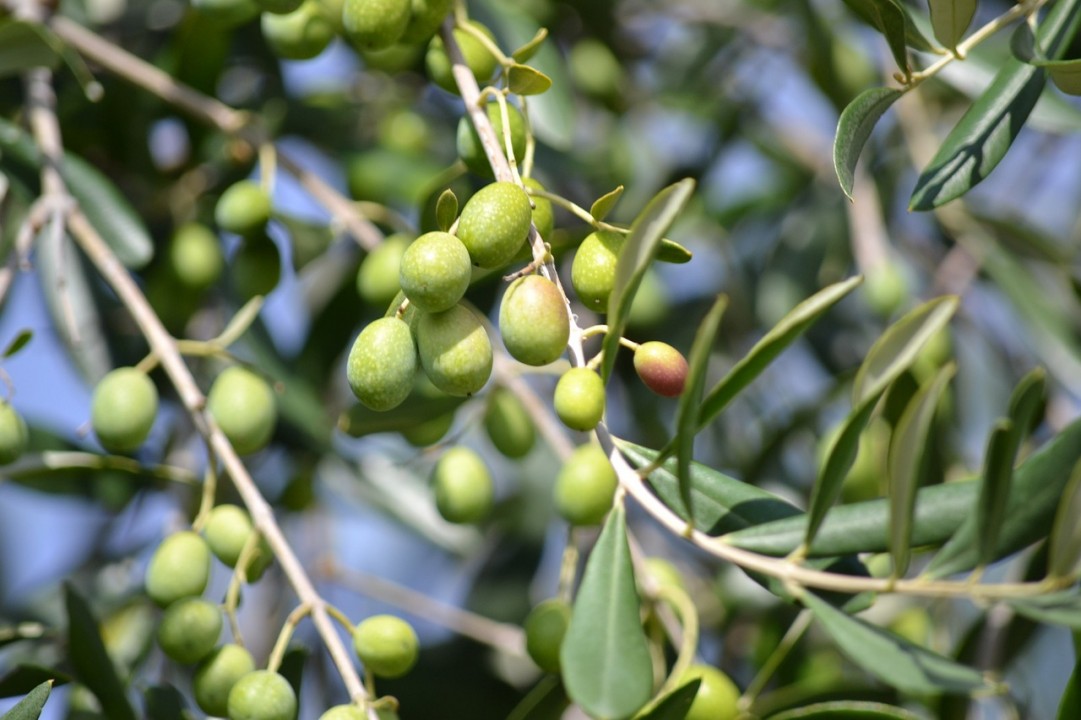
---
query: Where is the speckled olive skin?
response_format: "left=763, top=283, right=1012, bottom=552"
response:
left=432, top=446, right=493, bottom=523
left=347, top=317, right=416, bottom=411
left=262, top=0, right=336, bottom=60
left=457, top=104, right=527, bottom=178
left=455, top=182, right=533, bottom=268
left=193, top=644, right=255, bottom=717
left=342, top=0, right=410, bottom=50
left=553, top=368, right=605, bottom=431
left=145, top=531, right=211, bottom=607
left=398, top=232, right=472, bottom=313
left=633, top=341, right=689, bottom=397
left=352, top=615, right=419, bottom=678
left=554, top=444, right=618, bottom=526
left=416, top=304, right=492, bottom=396
left=499, top=275, right=569, bottom=366
left=571, top=230, right=625, bottom=311
left=227, top=670, right=297, bottom=720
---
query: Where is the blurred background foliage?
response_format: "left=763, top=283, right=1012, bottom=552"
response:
left=2, top=0, right=1081, bottom=717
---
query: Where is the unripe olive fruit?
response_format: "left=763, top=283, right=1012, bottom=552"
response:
left=352, top=614, right=419, bottom=678
left=524, top=598, right=570, bottom=674
left=553, top=368, right=605, bottom=431
left=203, top=504, right=273, bottom=581
left=483, top=387, right=535, bottom=458
left=864, top=262, right=908, bottom=317
left=227, top=670, right=297, bottom=720
left=256, top=0, right=303, bottom=14
left=456, top=103, right=527, bottom=178
left=145, top=531, right=211, bottom=607
left=633, top=341, right=689, bottom=398
left=402, top=411, right=455, bottom=447
left=554, top=444, right=617, bottom=526
left=523, top=177, right=554, bottom=241
left=416, top=304, right=492, bottom=396
left=318, top=707, right=366, bottom=720
left=432, top=446, right=493, bottom=523
left=194, top=644, right=256, bottom=717
left=191, top=0, right=260, bottom=26
left=157, top=598, right=222, bottom=664
left=456, top=182, right=533, bottom=268
left=681, top=664, right=739, bottom=720
left=342, top=0, right=410, bottom=50
left=425, top=22, right=498, bottom=94
left=215, top=180, right=271, bottom=237
left=571, top=230, right=624, bottom=311
left=642, top=557, right=685, bottom=595
left=499, top=275, right=569, bottom=366
left=169, top=223, right=224, bottom=291
left=231, top=235, right=281, bottom=301
left=207, top=366, right=277, bottom=455
left=357, top=234, right=410, bottom=308
left=0, top=402, right=28, bottom=465
left=91, top=368, right=158, bottom=453
left=347, top=317, right=417, bottom=411
left=262, top=0, right=336, bottom=60
left=398, top=231, right=472, bottom=313
left=399, top=0, right=452, bottom=43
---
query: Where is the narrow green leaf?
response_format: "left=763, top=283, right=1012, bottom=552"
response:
left=926, top=416, right=1081, bottom=577
left=852, top=296, right=958, bottom=406
left=635, top=679, right=700, bottom=720
left=975, top=420, right=1016, bottom=569
left=801, top=591, right=991, bottom=694
left=804, top=393, right=880, bottom=548
left=0, top=21, right=60, bottom=77
left=1007, top=590, right=1081, bottom=629
left=0, top=680, right=52, bottom=720
left=505, top=675, right=567, bottom=720
left=435, top=188, right=458, bottom=232
left=674, top=296, right=728, bottom=524
left=0, top=666, right=69, bottom=699
left=1008, top=367, right=1046, bottom=438
left=698, top=277, right=862, bottom=430
left=1049, top=460, right=1081, bottom=579
left=656, top=238, right=692, bottom=264
left=216, top=296, right=265, bottom=347
left=910, top=0, right=1081, bottom=209
left=511, top=27, right=548, bottom=63
left=590, top=185, right=624, bottom=222
left=561, top=506, right=653, bottom=719
left=839, top=0, right=932, bottom=72
left=63, top=153, right=154, bottom=269
left=834, top=87, right=904, bottom=200
left=601, top=178, right=695, bottom=383
left=1057, top=653, right=1081, bottom=720
left=616, top=438, right=802, bottom=535
left=64, top=583, right=136, bottom=720
left=2, top=329, right=32, bottom=359
left=929, top=0, right=977, bottom=51
left=1046, top=60, right=1081, bottom=95
left=888, top=362, right=955, bottom=577
left=766, top=700, right=926, bottom=719
left=142, top=685, right=188, bottom=720
left=508, top=64, right=553, bottom=95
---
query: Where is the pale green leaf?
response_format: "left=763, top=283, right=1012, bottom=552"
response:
left=590, top=185, right=624, bottom=222
left=834, top=87, right=904, bottom=200
left=0, top=680, right=52, bottom=720
left=511, top=27, right=548, bottom=63
left=930, top=0, right=977, bottom=51
left=435, top=188, right=458, bottom=232
left=508, top=64, right=553, bottom=95
left=561, top=506, right=653, bottom=719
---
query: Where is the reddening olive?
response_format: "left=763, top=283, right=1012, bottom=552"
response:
left=633, top=341, right=689, bottom=398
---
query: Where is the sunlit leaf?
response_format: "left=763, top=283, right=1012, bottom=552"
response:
left=674, top=295, right=728, bottom=523
left=698, top=277, right=862, bottom=430
left=802, top=591, right=991, bottom=694
left=64, top=583, right=136, bottom=720
left=1049, top=460, right=1081, bottom=579
left=888, top=363, right=954, bottom=577
left=2, top=330, right=32, bottom=359
left=0, top=680, right=52, bottom=720
left=834, top=87, right=904, bottom=199
left=561, top=506, right=653, bottom=719
left=767, top=700, right=926, bottom=719
left=910, top=0, right=1081, bottom=209
left=601, top=178, right=695, bottom=383
left=590, top=185, right=624, bottom=222
left=929, top=0, right=977, bottom=51
left=635, top=679, right=700, bottom=720
left=508, top=64, right=552, bottom=95
left=435, top=188, right=458, bottom=232
left=511, top=27, right=548, bottom=63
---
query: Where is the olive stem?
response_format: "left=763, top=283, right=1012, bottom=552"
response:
left=0, top=450, right=200, bottom=486
left=454, top=15, right=515, bottom=68
left=324, top=602, right=356, bottom=634
left=739, top=609, right=812, bottom=712
left=526, top=186, right=626, bottom=234
left=267, top=603, right=310, bottom=673
left=638, top=582, right=700, bottom=713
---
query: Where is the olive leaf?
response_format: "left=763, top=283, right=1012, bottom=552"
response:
left=834, top=87, right=904, bottom=200
left=0, top=679, right=52, bottom=720
left=1, top=329, right=32, bottom=359
left=590, top=185, right=624, bottom=222
left=511, top=27, right=548, bottom=63
left=435, top=188, right=458, bottom=232
left=508, top=64, right=553, bottom=95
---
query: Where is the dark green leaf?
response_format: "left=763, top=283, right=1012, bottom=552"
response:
left=2, top=329, right=32, bottom=359
left=0, top=21, right=61, bottom=77
left=435, top=188, right=458, bottom=232
left=767, top=700, right=926, bottom=719
left=0, top=680, right=52, bottom=720
left=0, top=666, right=69, bottom=699
left=505, top=675, right=567, bottom=720
left=142, top=685, right=190, bottom=720
left=217, top=296, right=264, bottom=347
left=1007, top=589, right=1081, bottom=629
left=601, top=178, right=695, bottom=383
left=834, top=87, right=904, bottom=200
left=910, top=0, right=1081, bottom=209
left=839, top=0, right=930, bottom=72
left=1007, top=367, right=1046, bottom=438
left=63, top=153, right=154, bottom=270
left=926, top=416, right=1081, bottom=577
left=339, top=393, right=466, bottom=437
left=636, top=679, right=700, bottom=720
left=277, top=646, right=307, bottom=701
left=590, top=185, right=624, bottom=222
left=616, top=438, right=802, bottom=535
left=852, top=296, right=958, bottom=405
left=698, top=277, right=862, bottom=430
left=1058, top=653, right=1081, bottom=720
left=511, top=27, right=548, bottom=63
left=560, top=506, right=653, bottom=719
left=801, top=591, right=991, bottom=694
left=656, top=238, right=692, bottom=264
left=508, top=64, right=552, bottom=95
left=673, top=295, right=728, bottom=524
left=975, top=420, right=1015, bottom=570
left=64, top=583, right=136, bottom=720
left=888, top=363, right=955, bottom=577
left=1050, top=460, right=1081, bottom=579
left=929, top=0, right=976, bottom=51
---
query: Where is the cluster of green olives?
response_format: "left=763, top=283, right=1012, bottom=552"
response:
left=146, top=505, right=282, bottom=718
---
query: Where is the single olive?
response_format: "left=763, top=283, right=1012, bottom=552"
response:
left=398, top=231, right=472, bottom=313
left=570, top=230, right=624, bottom=311
left=215, top=180, right=271, bottom=237
left=262, top=0, right=336, bottom=60
left=456, top=182, right=533, bottom=269
left=499, top=275, right=569, bottom=366
left=357, top=234, right=410, bottom=308
left=145, top=531, right=211, bottom=607
left=231, top=234, right=281, bottom=301
left=424, top=22, right=498, bottom=94
left=432, top=446, right=493, bottom=524
left=169, top=222, right=224, bottom=291
left=524, top=598, right=571, bottom=674
left=399, top=0, right=453, bottom=43
left=352, top=614, right=419, bottom=679
left=416, top=304, right=492, bottom=396
left=0, top=402, right=29, bottom=465
left=318, top=706, right=366, bottom=720
left=554, top=444, right=617, bottom=526
left=157, top=597, right=222, bottom=664
left=193, top=644, right=256, bottom=717
left=207, top=366, right=277, bottom=455
left=347, top=317, right=417, bottom=411
left=342, top=0, right=410, bottom=50
left=633, top=341, right=689, bottom=398
left=227, top=670, right=298, bottom=720
left=91, top=367, right=159, bottom=453
left=681, top=664, right=740, bottom=720
left=483, top=387, right=535, bottom=458
left=203, top=504, right=273, bottom=581
left=553, top=368, right=605, bottom=432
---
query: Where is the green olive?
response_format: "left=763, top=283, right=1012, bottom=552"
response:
left=398, top=231, right=472, bottom=313
left=633, top=341, right=689, bottom=397
left=91, top=368, right=158, bottom=454
left=456, top=182, right=533, bottom=269
left=424, top=22, right=498, bottom=94
left=318, top=706, right=366, bottom=720
left=191, top=0, right=261, bottom=26
left=193, top=644, right=256, bottom=717
left=524, top=598, right=570, bottom=673
left=352, top=614, right=419, bottom=678
left=256, top=0, right=303, bottom=14
left=227, top=670, right=298, bottom=720
left=416, top=304, right=492, bottom=396
left=357, top=234, right=410, bottom=308
left=570, top=230, right=624, bottom=311
left=215, top=180, right=271, bottom=237
left=203, top=504, right=273, bottom=581
left=207, top=366, right=277, bottom=455
left=553, top=368, right=605, bottom=432
left=681, top=664, right=739, bottom=720
left=342, top=0, right=410, bottom=50
left=483, top=387, right=535, bottom=458
left=0, top=401, right=29, bottom=465
left=145, top=531, right=211, bottom=607
left=157, top=597, right=222, bottom=664
left=554, top=444, right=617, bottom=526
left=347, top=316, right=417, bottom=411
left=432, top=446, right=493, bottom=523
left=169, top=222, right=224, bottom=291
left=262, top=0, right=336, bottom=60
left=499, top=275, right=569, bottom=366
left=399, top=0, right=453, bottom=43
left=456, top=103, right=527, bottom=178
left=401, top=410, right=455, bottom=447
